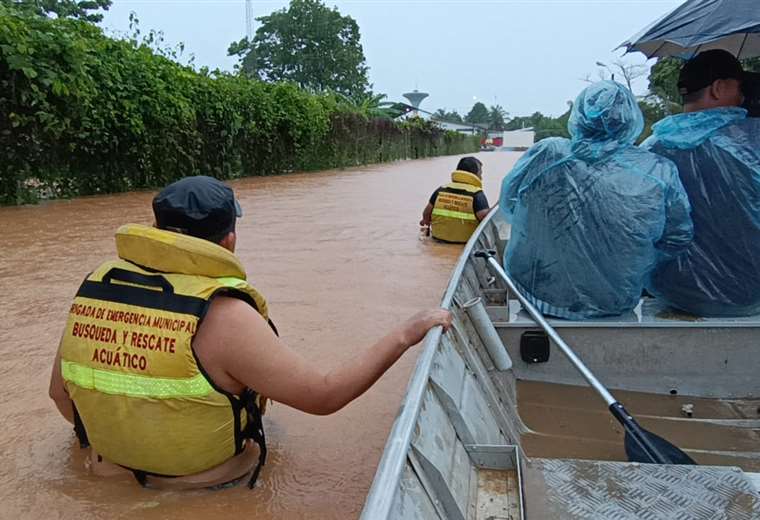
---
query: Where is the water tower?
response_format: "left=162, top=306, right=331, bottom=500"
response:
left=403, top=89, right=429, bottom=115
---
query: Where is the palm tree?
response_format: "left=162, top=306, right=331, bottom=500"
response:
left=488, top=105, right=509, bottom=131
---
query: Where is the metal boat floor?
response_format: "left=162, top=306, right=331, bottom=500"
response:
left=523, top=458, right=760, bottom=519
left=517, top=380, right=760, bottom=471
left=474, top=468, right=520, bottom=520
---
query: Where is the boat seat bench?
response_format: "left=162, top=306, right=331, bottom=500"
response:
left=481, top=299, right=760, bottom=398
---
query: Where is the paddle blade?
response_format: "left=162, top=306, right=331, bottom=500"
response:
left=625, top=429, right=696, bottom=465
left=610, top=402, right=695, bottom=465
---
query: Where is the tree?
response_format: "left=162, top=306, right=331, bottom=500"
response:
left=228, top=0, right=370, bottom=98
left=488, top=104, right=508, bottom=131
left=610, top=60, right=647, bottom=92
left=1, top=0, right=111, bottom=22
left=638, top=96, right=672, bottom=141
left=648, top=57, right=681, bottom=107
left=340, top=91, right=404, bottom=119
left=124, top=12, right=195, bottom=67
left=584, top=60, right=647, bottom=92
left=505, top=108, right=571, bottom=141
left=432, top=109, right=463, bottom=123
left=464, top=102, right=489, bottom=125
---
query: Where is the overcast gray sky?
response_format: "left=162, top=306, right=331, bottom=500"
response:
left=100, top=0, right=683, bottom=117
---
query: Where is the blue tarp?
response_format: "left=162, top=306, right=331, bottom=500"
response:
left=643, top=107, right=760, bottom=316
left=500, top=81, right=693, bottom=319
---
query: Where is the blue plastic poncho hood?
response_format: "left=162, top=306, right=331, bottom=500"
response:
left=568, top=80, right=645, bottom=161
left=647, top=107, right=747, bottom=149
left=499, top=81, right=693, bottom=320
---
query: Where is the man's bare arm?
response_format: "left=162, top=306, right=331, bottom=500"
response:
left=420, top=202, right=434, bottom=227
left=49, top=349, right=75, bottom=424
left=196, top=297, right=451, bottom=415
left=475, top=208, right=490, bottom=221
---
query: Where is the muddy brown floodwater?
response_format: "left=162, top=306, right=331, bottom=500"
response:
left=0, top=152, right=520, bottom=520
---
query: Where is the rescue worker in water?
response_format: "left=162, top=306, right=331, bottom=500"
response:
left=420, top=157, right=491, bottom=243
left=48, top=175, right=451, bottom=490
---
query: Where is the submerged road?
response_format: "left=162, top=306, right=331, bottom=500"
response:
left=0, top=152, right=520, bottom=519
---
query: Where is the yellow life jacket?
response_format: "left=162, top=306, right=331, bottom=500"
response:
left=59, top=224, right=272, bottom=484
left=431, top=170, right=483, bottom=243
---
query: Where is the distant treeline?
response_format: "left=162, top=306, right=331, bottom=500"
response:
left=0, top=6, right=478, bottom=205
left=504, top=111, right=571, bottom=141
left=503, top=99, right=672, bottom=144
left=439, top=100, right=658, bottom=143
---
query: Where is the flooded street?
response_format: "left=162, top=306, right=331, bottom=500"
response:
left=0, top=152, right=519, bottom=519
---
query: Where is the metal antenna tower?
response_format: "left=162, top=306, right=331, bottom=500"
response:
left=245, top=0, right=254, bottom=39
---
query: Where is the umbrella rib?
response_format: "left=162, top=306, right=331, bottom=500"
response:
left=648, top=39, right=669, bottom=59
left=737, top=33, right=749, bottom=59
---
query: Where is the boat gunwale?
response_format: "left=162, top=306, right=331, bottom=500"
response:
left=360, top=209, right=499, bottom=520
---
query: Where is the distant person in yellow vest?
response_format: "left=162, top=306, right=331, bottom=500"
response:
left=420, top=157, right=490, bottom=243
left=48, top=176, right=451, bottom=490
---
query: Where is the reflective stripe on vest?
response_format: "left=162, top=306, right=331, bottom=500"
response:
left=217, top=277, right=246, bottom=288
left=431, top=208, right=477, bottom=220
left=61, top=359, right=213, bottom=399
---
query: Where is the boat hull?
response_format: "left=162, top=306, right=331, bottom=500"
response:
left=361, top=210, right=760, bottom=519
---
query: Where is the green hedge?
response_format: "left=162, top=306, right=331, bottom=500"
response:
left=0, top=6, right=479, bottom=204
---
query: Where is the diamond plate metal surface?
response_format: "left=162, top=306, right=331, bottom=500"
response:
left=523, top=458, right=760, bottom=519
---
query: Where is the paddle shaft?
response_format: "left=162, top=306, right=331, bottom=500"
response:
left=481, top=255, right=615, bottom=403
left=478, top=252, right=673, bottom=464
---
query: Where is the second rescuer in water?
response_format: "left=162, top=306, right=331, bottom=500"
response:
left=48, top=175, right=452, bottom=490
left=420, top=156, right=490, bottom=243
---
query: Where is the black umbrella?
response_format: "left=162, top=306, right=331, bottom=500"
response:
left=619, top=0, right=760, bottom=59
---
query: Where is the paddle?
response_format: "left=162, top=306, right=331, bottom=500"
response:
left=475, top=249, right=695, bottom=465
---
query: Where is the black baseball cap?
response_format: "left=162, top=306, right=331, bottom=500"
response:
left=153, top=176, right=242, bottom=242
left=678, top=49, right=744, bottom=96
left=457, top=157, right=483, bottom=175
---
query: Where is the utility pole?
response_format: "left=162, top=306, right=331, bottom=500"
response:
left=245, top=0, right=254, bottom=40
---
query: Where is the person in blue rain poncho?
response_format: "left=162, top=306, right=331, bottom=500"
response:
left=499, top=81, right=693, bottom=320
left=642, top=50, right=760, bottom=317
